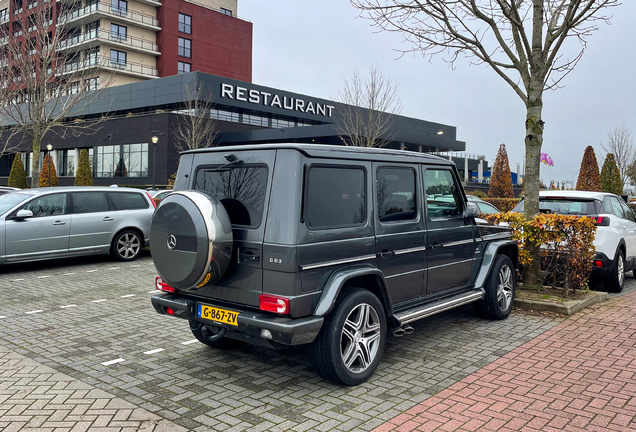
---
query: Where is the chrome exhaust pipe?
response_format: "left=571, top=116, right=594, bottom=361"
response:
left=392, top=326, right=406, bottom=337
left=403, top=324, right=414, bottom=335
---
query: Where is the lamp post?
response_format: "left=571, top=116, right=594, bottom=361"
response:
left=151, top=131, right=160, bottom=189
left=46, top=144, right=52, bottom=187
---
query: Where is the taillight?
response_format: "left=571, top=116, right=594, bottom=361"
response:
left=259, top=294, right=290, bottom=315
left=166, top=307, right=175, bottom=315
left=147, top=192, right=157, bottom=208
left=155, top=276, right=176, bottom=293
left=594, top=260, right=603, bottom=268
left=592, top=216, right=610, bottom=226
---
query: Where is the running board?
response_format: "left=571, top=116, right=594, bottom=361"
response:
left=395, top=289, right=485, bottom=326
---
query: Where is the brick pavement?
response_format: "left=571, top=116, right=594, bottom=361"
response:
left=373, top=290, right=636, bottom=432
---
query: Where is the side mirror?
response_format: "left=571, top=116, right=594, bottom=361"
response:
left=465, top=202, right=480, bottom=219
left=16, top=209, right=33, bottom=219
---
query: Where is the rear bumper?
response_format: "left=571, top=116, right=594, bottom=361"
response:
left=151, top=293, right=323, bottom=346
left=591, top=252, right=612, bottom=276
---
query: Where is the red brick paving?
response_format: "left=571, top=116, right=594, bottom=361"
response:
left=375, top=291, right=636, bottom=431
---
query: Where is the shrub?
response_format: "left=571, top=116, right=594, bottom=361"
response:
left=483, top=197, right=519, bottom=212
left=75, top=149, right=93, bottom=186
left=38, top=153, right=59, bottom=187
left=576, top=146, right=602, bottom=191
left=488, top=144, right=514, bottom=198
left=7, top=154, right=27, bottom=189
left=485, top=212, right=597, bottom=297
left=601, top=153, right=622, bottom=195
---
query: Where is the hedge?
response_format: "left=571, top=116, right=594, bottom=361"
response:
left=482, top=198, right=520, bottom=213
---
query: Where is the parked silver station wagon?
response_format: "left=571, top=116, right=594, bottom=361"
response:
left=0, top=186, right=155, bottom=264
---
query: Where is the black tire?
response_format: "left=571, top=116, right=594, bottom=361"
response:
left=604, top=249, right=625, bottom=293
left=473, top=254, right=516, bottom=320
left=308, top=288, right=386, bottom=386
left=110, top=230, right=142, bottom=261
left=189, top=321, right=245, bottom=350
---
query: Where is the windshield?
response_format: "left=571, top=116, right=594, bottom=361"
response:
left=513, top=198, right=598, bottom=215
left=0, top=193, right=30, bottom=216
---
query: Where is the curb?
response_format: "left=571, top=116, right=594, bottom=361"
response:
left=513, top=291, right=609, bottom=315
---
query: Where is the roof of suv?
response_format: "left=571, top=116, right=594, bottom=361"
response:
left=185, top=143, right=454, bottom=165
left=4, top=186, right=148, bottom=197
left=538, top=190, right=616, bottom=200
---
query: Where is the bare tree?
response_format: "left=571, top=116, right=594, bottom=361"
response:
left=172, top=83, right=219, bottom=153
left=351, top=0, right=620, bottom=285
left=0, top=0, right=113, bottom=187
left=334, top=64, right=402, bottom=147
left=601, top=125, right=634, bottom=190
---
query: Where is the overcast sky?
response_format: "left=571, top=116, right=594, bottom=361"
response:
left=239, top=1, right=636, bottom=185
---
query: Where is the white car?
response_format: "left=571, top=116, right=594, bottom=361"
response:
left=513, top=191, right=636, bottom=292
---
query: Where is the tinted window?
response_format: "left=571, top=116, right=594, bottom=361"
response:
left=72, top=192, right=109, bottom=214
left=425, top=169, right=462, bottom=218
left=306, top=166, right=366, bottom=228
left=376, top=167, right=416, bottom=222
left=108, top=192, right=149, bottom=210
left=20, top=193, right=67, bottom=217
left=194, top=166, right=268, bottom=227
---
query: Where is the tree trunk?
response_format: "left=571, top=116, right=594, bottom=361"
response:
left=31, top=136, right=41, bottom=188
left=522, top=91, right=544, bottom=287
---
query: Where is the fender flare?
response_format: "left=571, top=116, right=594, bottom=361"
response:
left=474, top=240, right=518, bottom=290
left=313, top=264, right=392, bottom=317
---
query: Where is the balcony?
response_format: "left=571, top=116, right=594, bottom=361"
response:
left=62, top=55, right=158, bottom=79
left=59, top=4, right=160, bottom=31
left=0, top=14, right=9, bottom=24
left=58, top=28, right=160, bottom=55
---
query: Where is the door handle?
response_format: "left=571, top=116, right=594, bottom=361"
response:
left=430, top=242, right=443, bottom=251
left=103, top=217, right=114, bottom=221
left=53, top=221, right=66, bottom=226
left=377, top=249, right=393, bottom=259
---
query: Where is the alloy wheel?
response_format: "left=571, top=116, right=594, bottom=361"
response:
left=497, top=264, right=514, bottom=311
left=117, top=233, right=140, bottom=259
left=340, top=303, right=382, bottom=373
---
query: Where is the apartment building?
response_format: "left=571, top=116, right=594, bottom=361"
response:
left=0, top=0, right=252, bottom=88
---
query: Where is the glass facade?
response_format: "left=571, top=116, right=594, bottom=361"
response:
left=94, top=143, right=148, bottom=178
left=58, top=149, right=75, bottom=177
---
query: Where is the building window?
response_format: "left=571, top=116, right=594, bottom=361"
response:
left=68, top=81, right=80, bottom=95
left=177, top=61, right=190, bottom=74
left=210, top=109, right=239, bottom=122
left=58, top=149, right=75, bottom=177
left=220, top=7, right=232, bottom=16
left=86, top=77, right=99, bottom=91
left=178, top=37, right=191, bottom=58
left=242, top=113, right=268, bottom=127
left=94, top=143, right=148, bottom=178
left=0, top=9, right=8, bottom=23
left=110, top=23, right=127, bottom=41
left=178, top=13, right=191, bottom=34
left=110, top=49, right=126, bottom=67
left=112, top=0, right=127, bottom=14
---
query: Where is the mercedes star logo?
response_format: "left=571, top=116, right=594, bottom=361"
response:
left=167, top=235, right=177, bottom=250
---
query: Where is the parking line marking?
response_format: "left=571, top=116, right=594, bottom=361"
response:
left=63, top=273, right=75, bottom=276
left=121, top=294, right=136, bottom=298
left=130, top=265, right=140, bottom=267
left=181, top=339, right=199, bottom=345
left=0, top=316, right=6, bottom=319
left=25, top=310, right=43, bottom=314
left=86, top=270, right=98, bottom=273
left=60, top=304, right=77, bottom=308
left=11, top=279, right=24, bottom=281
left=144, top=348, right=165, bottom=355
left=108, top=267, right=120, bottom=270
left=92, top=299, right=107, bottom=303
left=101, top=358, right=125, bottom=366
left=37, top=276, right=50, bottom=279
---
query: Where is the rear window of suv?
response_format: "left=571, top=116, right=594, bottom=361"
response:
left=513, top=198, right=599, bottom=215
left=194, top=166, right=268, bottom=228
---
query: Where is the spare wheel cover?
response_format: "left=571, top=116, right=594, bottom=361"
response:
left=150, top=191, right=233, bottom=289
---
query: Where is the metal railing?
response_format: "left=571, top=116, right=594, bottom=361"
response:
left=428, top=151, right=487, bottom=161
left=0, top=14, right=9, bottom=24
left=59, top=28, right=159, bottom=52
left=63, top=55, right=158, bottom=77
left=59, top=3, right=160, bottom=28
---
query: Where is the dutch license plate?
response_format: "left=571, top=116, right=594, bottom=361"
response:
left=197, top=304, right=239, bottom=327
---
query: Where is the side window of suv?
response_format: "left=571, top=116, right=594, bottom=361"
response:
left=20, top=193, right=67, bottom=217
left=424, top=169, right=463, bottom=218
left=609, top=197, right=626, bottom=219
left=305, top=166, right=366, bottom=228
left=72, top=192, right=110, bottom=214
left=376, top=167, right=416, bottom=223
left=618, top=199, right=636, bottom=222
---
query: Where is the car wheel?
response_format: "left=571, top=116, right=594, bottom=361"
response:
left=604, top=249, right=625, bottom=293
left=189, top=321, right=245, bottom=350
left=308, top=288, right=386, bottom=386
left=111, top=230, right=142, bottom=261
left=474, top=254, right=516, bottom=320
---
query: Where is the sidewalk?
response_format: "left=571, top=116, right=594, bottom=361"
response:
left=374, top=291, right=636, bottom=432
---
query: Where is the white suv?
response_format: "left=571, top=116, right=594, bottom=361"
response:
left=513, top=191, right=636, bottom=292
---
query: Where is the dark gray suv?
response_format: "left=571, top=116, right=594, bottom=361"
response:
left=150, top=144, right=518, bottom=385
